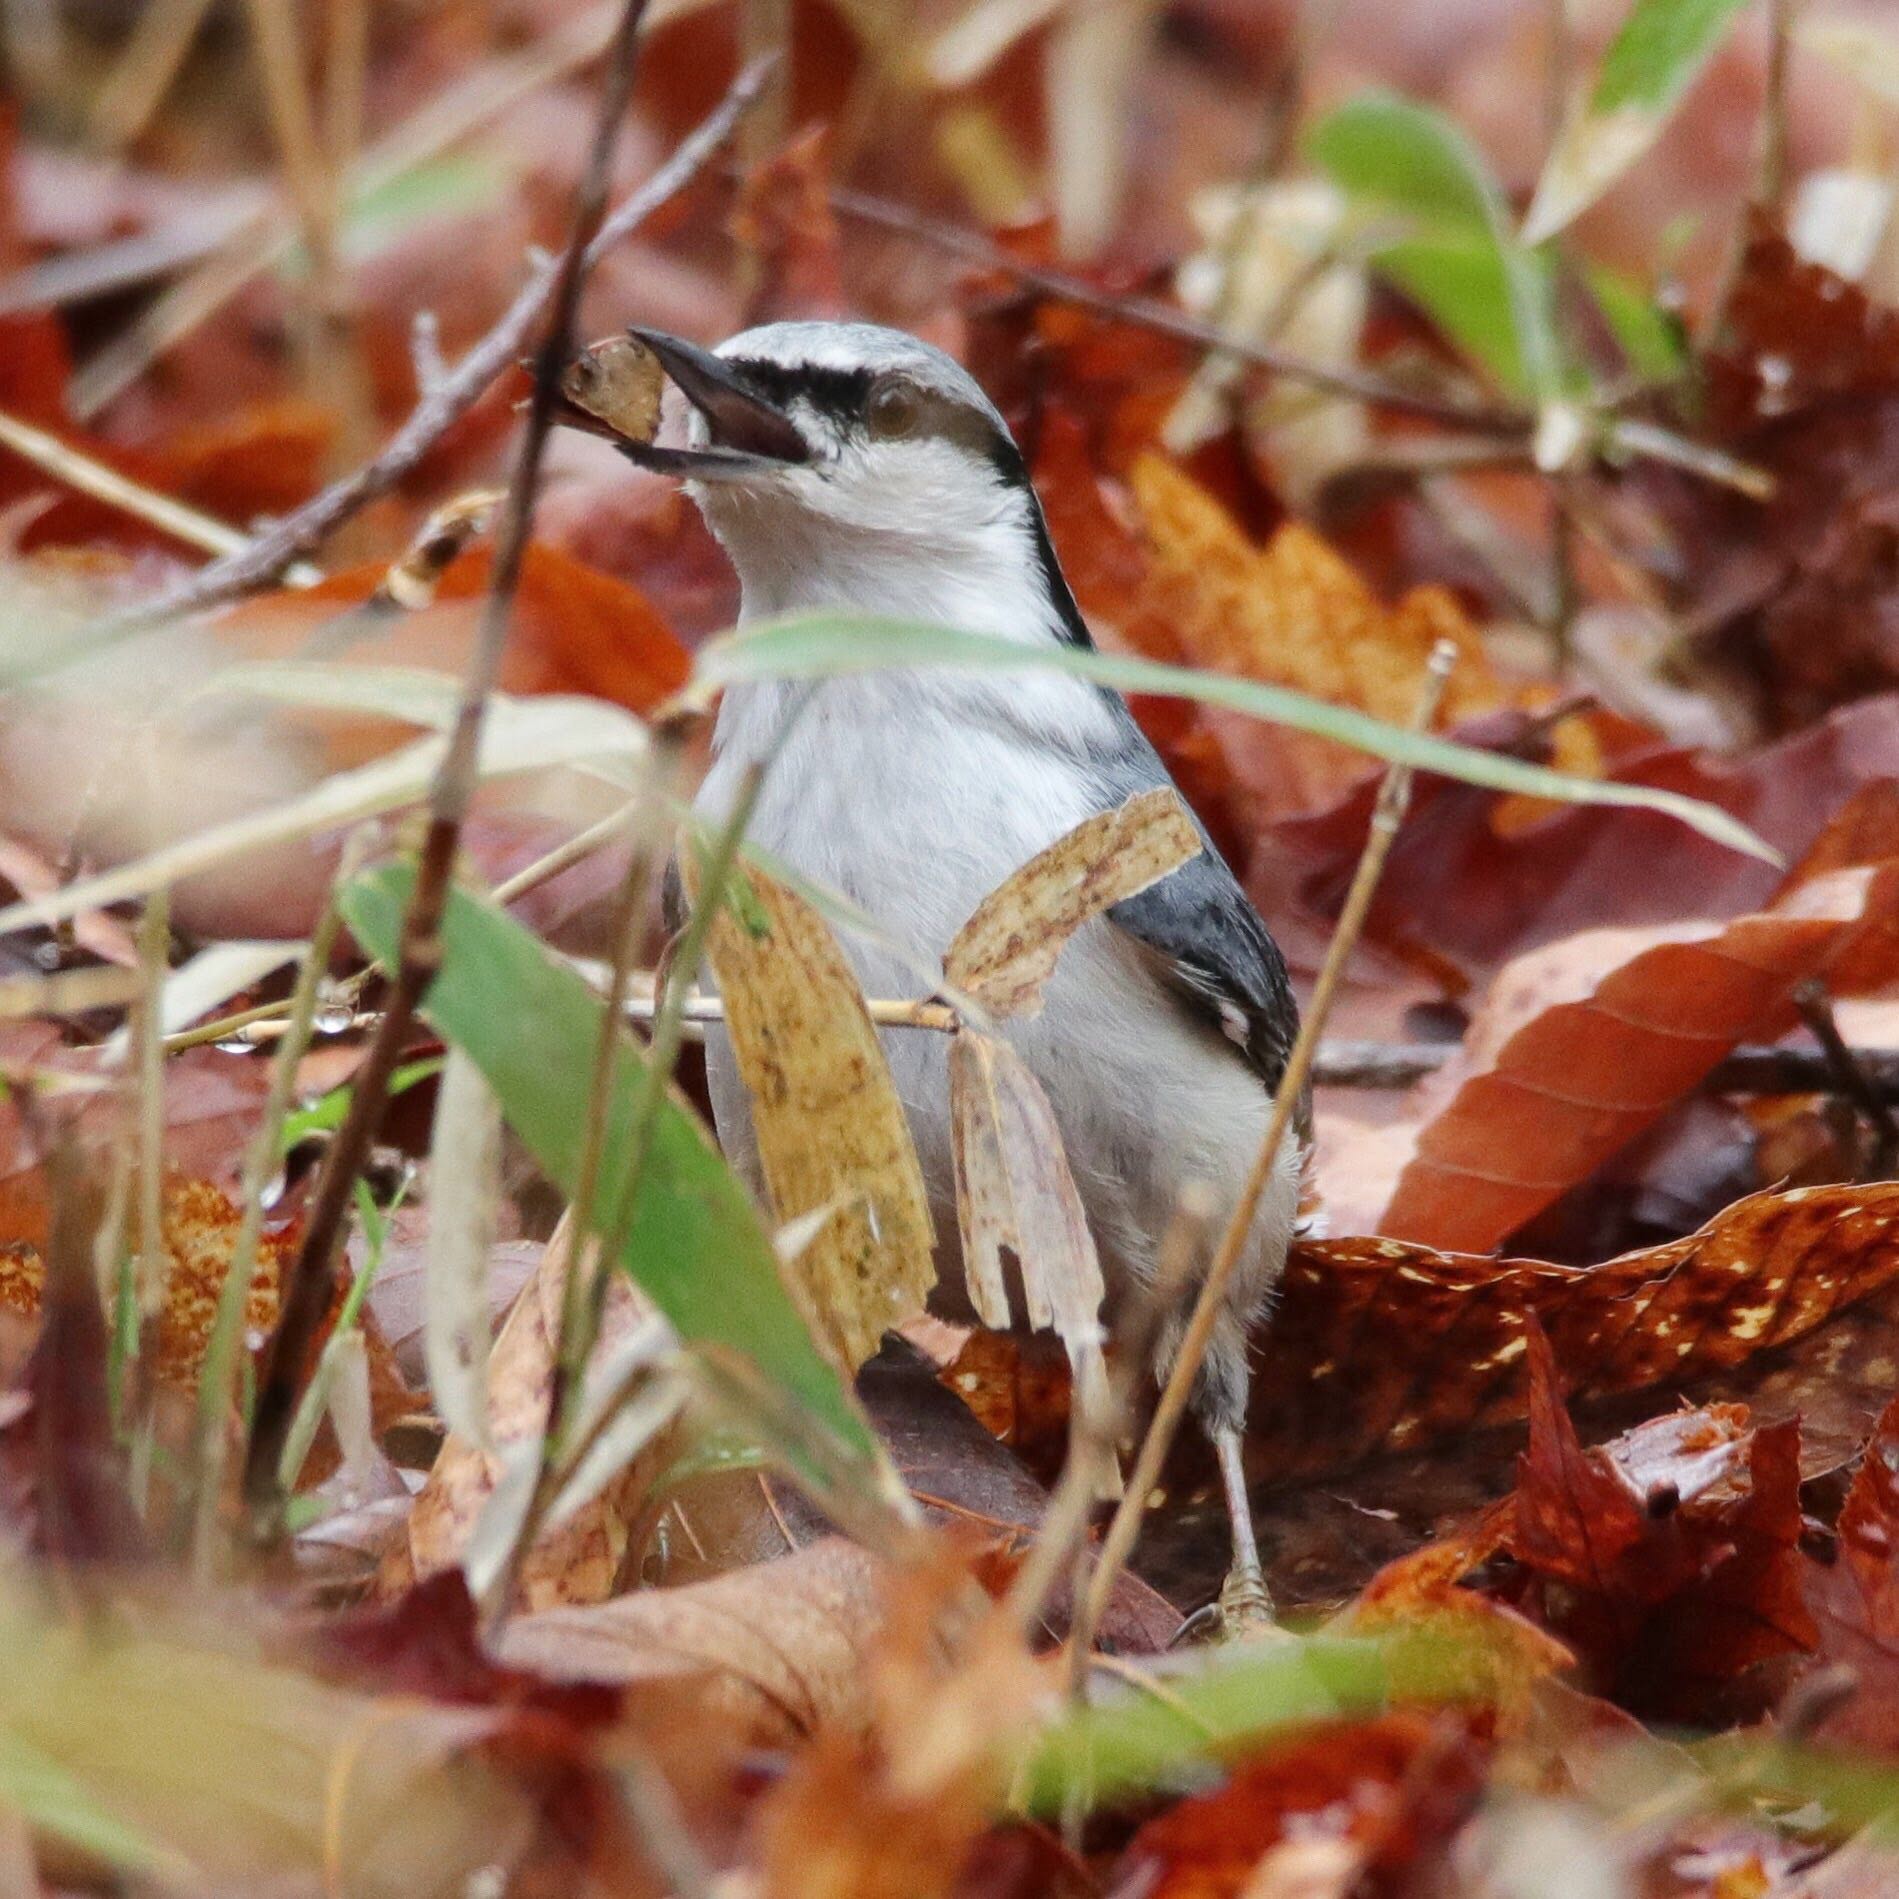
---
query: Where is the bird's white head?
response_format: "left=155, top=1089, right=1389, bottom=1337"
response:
left=616, top=320, right=1086, bottom=645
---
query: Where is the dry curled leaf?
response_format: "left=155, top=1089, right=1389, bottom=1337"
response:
left=948, top=1031, right=1108, bottom=1432
left=693, top=854, right=936, bottom=1374
left=497, top=1536, right=887, bottom=1746
left=1251, top=1180, right=1899, bottom=1483
left=943, top=787, right=1201, bottom=1018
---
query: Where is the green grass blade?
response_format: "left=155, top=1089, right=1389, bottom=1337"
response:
left=691, top=617, right=1778, bottom=865
left=340, top=866, right=879, bottom=1469
left=1523, top=0, right=1754, bottom=243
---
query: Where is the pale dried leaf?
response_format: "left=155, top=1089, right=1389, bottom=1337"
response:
left=496, top=1536, right=887, bottom=1745
left=949, top=1030, right=1109, bottom=1431
left=423, top=1049, right=504, bottom=1449
left=692, top=854, right=936, bottom=1374
left=943, top=787, right=1200, bottom=1019
left=559, top=333, right=665, bottom=444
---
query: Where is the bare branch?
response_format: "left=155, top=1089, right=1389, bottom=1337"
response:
left=138, top=56, right=772, bottom=626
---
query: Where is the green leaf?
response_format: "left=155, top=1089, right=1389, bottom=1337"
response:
left=1016, top=1634, right=1391, bottom=1811
left=340, top=866, right=880, bottom=1468
left=1310, top=90, right=1560, bottom=399
left=691, top=615, right=1779, bottom=865
left=1376, top=239, right=1558, bottom=400
left=1583, top=261, right=1690, bottom=381
left=1523, top=0, right=1755, bottom=243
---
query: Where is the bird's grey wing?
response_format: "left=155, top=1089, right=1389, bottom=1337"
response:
left=1087, top=712, right=1307, bottom=1136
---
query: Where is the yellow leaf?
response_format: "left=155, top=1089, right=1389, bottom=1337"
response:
left=692, top=855, right=937, bottom=1374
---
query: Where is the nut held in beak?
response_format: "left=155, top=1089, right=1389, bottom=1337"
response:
left=557, top=333, right=666, bottom=446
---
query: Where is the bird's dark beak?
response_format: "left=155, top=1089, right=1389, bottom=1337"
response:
left=619, top=327, right=810, bottom=481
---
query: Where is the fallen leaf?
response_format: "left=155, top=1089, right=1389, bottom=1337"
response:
left=693, top=854, right=937, bottom=1375
left=1248, top=1181, right=1899, bottom=1482
left=0, top=1041, right=268, bottom=1256
left=943, top=786, right=1201, bottom=1018
left=222, top=541, right=690, bottom=722
left=1125, top=455, right=1514, bottom=818
left=1114, top=1712, right=1491, bottom=1899
left=383, top=1217, right=669, bottom=1613
left=730, top=125, right=846, bottom=325
left=1377, top=861, right=1899, bottom=1251
left=1805, top=1390, right=1899, bottom=1749
left=749, top=1541, right=1052, bottom=1899
left=497, top=1535, right=887, bottom=1744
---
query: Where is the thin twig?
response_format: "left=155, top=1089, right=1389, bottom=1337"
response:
left=87, top=0, right=215, bottom=147
left=492, top=737, right=681, bottom=1625
left=1700, top=0, right=1797, bottom=352
left=189, top=863, right=355, bottom=1572
left=1080, top=641, right=1458, bottom=1638
left=131, top=58, right=771, bottom=625
left=239, top=0, right=658, bottom=1523
left=826, top=186, right=1532, bottom=434
left=194, top=992, right=1899, bottom=1103
left=71, top=0, right=635, bottom=418
left=1003, top=1186, right=1212, bottom=1652
left=1794, top=979, right=1899, bottom=1178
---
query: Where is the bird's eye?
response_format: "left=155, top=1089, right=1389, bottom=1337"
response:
left=865, top=377, right=925, bottom=440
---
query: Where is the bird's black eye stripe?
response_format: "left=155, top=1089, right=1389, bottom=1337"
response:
left=727, top=359, right=874, bottom=421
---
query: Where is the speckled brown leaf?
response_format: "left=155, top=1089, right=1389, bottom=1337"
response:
left=382, top=1218, right=666, bottom=1613
left=692, top=855, right=936, bottom=1374
left=1377, top=861, right=1899, bottom=1252
left=1251, top=1181, right=1899, bottom=1483
left=942, top=788, right=1200, bottom=1019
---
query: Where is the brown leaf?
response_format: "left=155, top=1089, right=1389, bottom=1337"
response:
left=1249, top=1181, right=1899, bottom=1483
left=0, top=1041, right=267, bottom=1256
left=1124, top=456, right=1521, bottom=821
left=1376, top=861, right=1899, bottom=1252
left=948, top=1032, right=1106, bottom=1412
left=1493, top=1329, right=1815, bottom=1719
left=749, top=1539, right=1052, bottom=1899
left=497, top=1536, right=887, bottom=1746
left=223, top=541, right=690, bottom=723
left=943, top=787, right=1201, bottom=1018
left=730, top=125, right=846, bottom=326
left=694, top=856, right=936, bottom=1374
left=1113, top=1712, right=1490, bottom=1899
left=1805, top=1390, right=1899, bottom=1749
left=384, top=1219, right=665, bottom=1613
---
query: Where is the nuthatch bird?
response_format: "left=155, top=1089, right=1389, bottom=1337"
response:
left=599, top=321, right=1304, bottom=1621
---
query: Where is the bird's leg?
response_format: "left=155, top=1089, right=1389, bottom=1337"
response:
left=1211, top=1423, right=1275, bottom=1632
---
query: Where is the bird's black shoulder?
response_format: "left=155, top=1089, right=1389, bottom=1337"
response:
left=1084, top=708, right=1304, bottom=1122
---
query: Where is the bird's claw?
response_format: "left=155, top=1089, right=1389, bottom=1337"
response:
left=1169, top=1564, right=1283, bottom=1646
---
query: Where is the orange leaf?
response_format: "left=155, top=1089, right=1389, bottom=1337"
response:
left=1377, top=861, right=1899, bottom=1252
